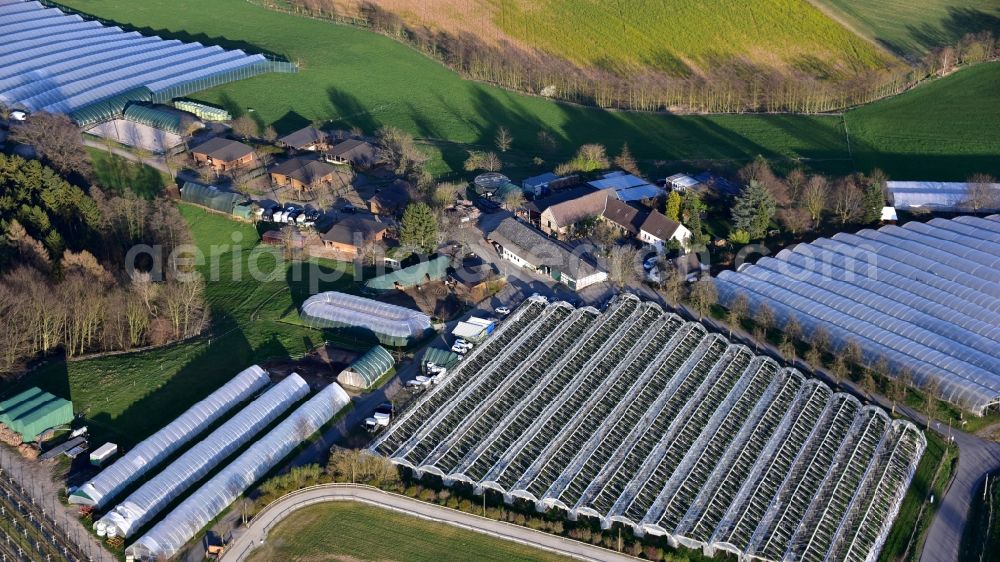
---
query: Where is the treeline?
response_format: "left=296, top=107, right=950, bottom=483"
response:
left=270, top=0, right=998, bottom=113
left=0, top=154, right=207, bottom=374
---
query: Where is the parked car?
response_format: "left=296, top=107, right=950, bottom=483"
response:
left=643, top=256, right=659, bottom=271
left=494, top=306, right=511, bottom=316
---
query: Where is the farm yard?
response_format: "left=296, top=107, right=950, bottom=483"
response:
left=56, top=0, right=1000, bottom=180
left=247, top=501, right=575, bottom=562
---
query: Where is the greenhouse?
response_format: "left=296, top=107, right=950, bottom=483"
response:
left=122, top=104, right=189, bottom=135
left=0, top=387, right=73, bottom=442
left=338, top=346, right=394, bottom=390
left=127, top=382, right=351, bottom=560
left=715, top=214, right=1000, bottom=415
left=364, top=255, right=452, bottom=291
left=180, top=182, right=246, bottom=214
left=0, top=1, right=294, bottom=122
left=69, top=366, right=269, bottom=508
left=173, top=99, right=230, bottom=121
left=370, top=296, right=925, bottom=562
left=300, top=291, right=433, bottom=347
left=96, top=375, right=309, bottom=538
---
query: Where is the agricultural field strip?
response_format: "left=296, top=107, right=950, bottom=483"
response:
left=373, top=298, right=925, bottom=560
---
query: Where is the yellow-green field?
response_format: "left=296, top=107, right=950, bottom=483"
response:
left=814, top=0, right=1000, bottom=57
left=248, top=501, right=574, bottom=562
left=490, top=0, right=892, bottom=77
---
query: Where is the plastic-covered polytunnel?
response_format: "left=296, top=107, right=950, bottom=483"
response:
left=69, top=366, right=269, bottom=508
left=96, top=374, right=309, bottom=538
left=300, top=291, right=433, bottom=346
left=127, top=382, right=351, bottom=560
left=338, top=345, right=394, bottom=389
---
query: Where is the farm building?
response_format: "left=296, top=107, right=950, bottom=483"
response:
left=190, top=138, right=256, bottom=172
left=522, top=172, right=578, bottom=197
left=665, top=173, right=701, bottom=192
left=589, top=171, right=663, bottom=202
left=488, top=217, right=607, bottom=290
left=524, top=186, right=612, bottom=239
left=716, top=215, right=1000, bottom=415
left=367, top=183, right=412, bottom=216
left=269, top=157, right=342, bottom=191
left=365, top=255, right=452, bottom=291
left=96, top=375, right=309, bottom=539
left=0, top=387, right=73, bottom=443
left=338, top=346, right=395, bottom=389
left=173, top=100, right=230, bottom=121
left=128, top=382, right=351, bottom=560
left=451, top=317, right=495, bottom=343
left=372, top=295, right=925, bottom=562
left=300, top=291, right=433, bottom=346
left=180, top=181, right=247, bottom=215
left=423, top=347, right=461, bottom=371
left=69, top=366, right=269, bottom=508
left=887, top=180, right=1000, bottom=212
left=326, top=139, right=378, bottom=168
left=277, top=126, right=329, bottom=152
left=0, top=1, right=293, bottom=124
left=319, top=215, right=390, bottom=259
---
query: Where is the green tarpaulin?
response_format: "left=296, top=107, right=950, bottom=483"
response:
left=338, top=346, right=394, bottom=389
left=0, top=387, right=73, bottom=442
left=365, top=255, right=451, bottom=291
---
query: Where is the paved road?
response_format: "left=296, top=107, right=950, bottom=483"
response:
left=220, top=484, right=640, bottom=562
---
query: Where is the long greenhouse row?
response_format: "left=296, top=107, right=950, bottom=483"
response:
left=370, top=295, right=925, bottom=562
left=0, top=0, right=277, bottom=116
left=716, top=214, right=1000, bottom=415
left=70, top=365, right=351, bottom=560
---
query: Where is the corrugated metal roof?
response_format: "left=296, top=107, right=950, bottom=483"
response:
left=365, top=255, right=451, bottom=291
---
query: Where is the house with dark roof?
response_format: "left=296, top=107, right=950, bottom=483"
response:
left=639, top=210, right=691, bottom=253
left=320, top=214, right=390, bottom=258
left=600, top=197, right=645, bottom=236
left=269, top=157, right=343, bottom=191
left=190, top=137, right=256, bottom=172
left=326, top=139, right=378, bottom=168
left=488, top=217, right=607, bottom=290
left=367, top=181, right=412, bottom=216
left=277, top=126, right=329, bottom=152
left=524, top=186, right=614, bottom=239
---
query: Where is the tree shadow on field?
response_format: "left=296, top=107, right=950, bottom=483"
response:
left=272, top=111, right=312, bottom=135
left=85, top=316, right=273, bottom=447
left=326, top=87, right=381, bottom=134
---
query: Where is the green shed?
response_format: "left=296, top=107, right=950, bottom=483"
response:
left=337, top=346, right=394, bottom=390
left=365, top=255, right=452, bottom=291
left=123, top=104, right=185, bottom=135
left=180, top=181, right=246, bottom=214
left=0, top=388, right=73, bottom=442
left=232, top=202, right=255, bottom=220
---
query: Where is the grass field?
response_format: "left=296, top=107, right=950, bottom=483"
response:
left=814, top=0, right=1000, bottom=57
left=247, top=501, right=573, bottom=562
left=960, top=467, right=1000, bottom=562
left=878, top=432, right=958, bottom=562
left=16, top=205, right=373, bottom=446
left=87, top=147, right=170, bottom=198
left=56, top=0, right=1000, bottom=181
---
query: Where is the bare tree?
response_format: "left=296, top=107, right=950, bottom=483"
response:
left=801, top=175, right=828, bottom=225
left=832, top=176, right=864, bottom=224
left=607, top=245, right=639, bottom=290
left=494, top=126, right=513, bottom=152
left=964, top=173, right=998, bottom=213
left=725, top=293, right=749, bottom=338
left=231, top=116, right=258, bottom=140
left=10, top=112, right=92, bottom=178
left=688, top=275, right=717, bottom=320
left=614, top=143, right=639, bottom=175
left=504, top=189, right=525, bottom=212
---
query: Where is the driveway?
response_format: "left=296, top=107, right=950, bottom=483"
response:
left=220, top=484, right=640, bottom=562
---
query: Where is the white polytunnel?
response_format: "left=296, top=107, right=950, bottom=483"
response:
left=715, top=214, right=1000, bottom=415
left=69, top=365, right=270, bottom=508
left=300, top=291, right=433, bottom=346
left=126, top=382, right=351, bottom=560
left=95, top=374, right=310, bottom=538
